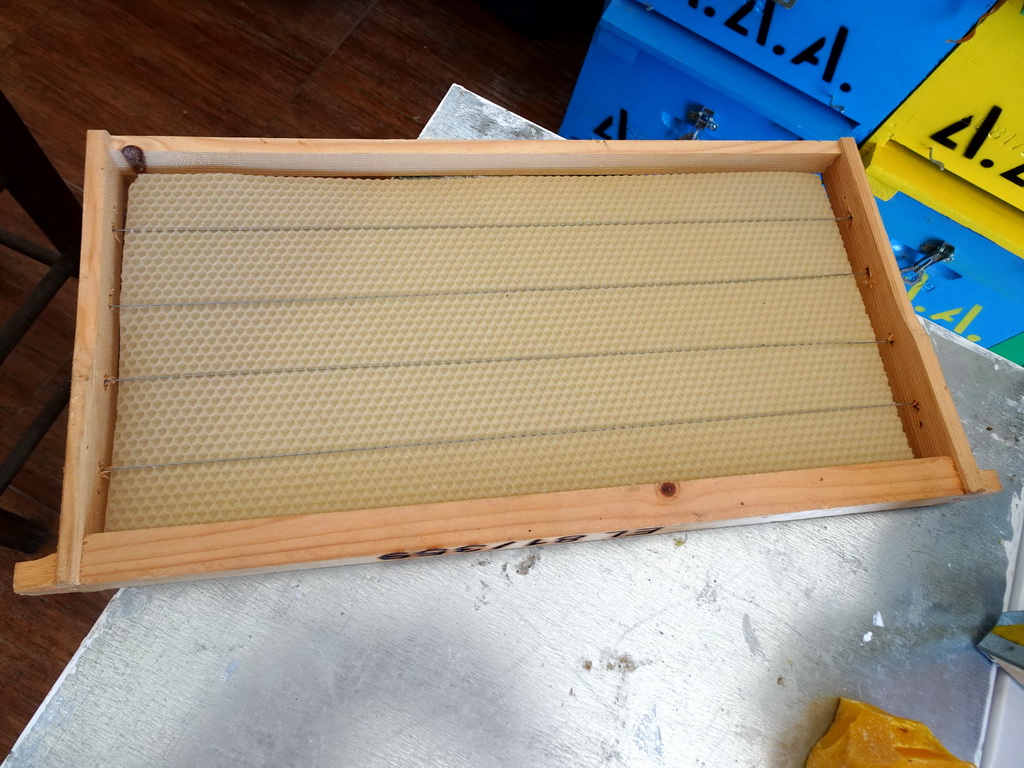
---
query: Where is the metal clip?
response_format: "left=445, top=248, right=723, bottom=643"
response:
left=927, top=146, right=945, bottom=171
left=978, top=611, right=1024, bottom=690
left=828, top=94, right=845, bottom=114
left=680, top=106, right=718, bottom=141
left=901, top=240, right=954, bottom=283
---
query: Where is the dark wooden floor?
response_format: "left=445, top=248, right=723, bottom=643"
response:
left=0, top=0, right=594, bottom=753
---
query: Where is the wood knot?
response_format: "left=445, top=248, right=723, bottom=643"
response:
left=121, top=145, right=147, bottom=174
left=658, top=482, right=678, bottom=499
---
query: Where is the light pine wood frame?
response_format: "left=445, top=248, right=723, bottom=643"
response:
left=14, top=134, right=998, bottom=595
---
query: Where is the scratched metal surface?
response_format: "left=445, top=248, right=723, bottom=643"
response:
left=6, top=88, right=1023, bottom=768
left=418, top=84, right=556, bottom=141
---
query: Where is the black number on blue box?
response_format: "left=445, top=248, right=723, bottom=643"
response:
left=694, top=2, right=850, bottom=91
left=593, top=109, right=629, bottom=140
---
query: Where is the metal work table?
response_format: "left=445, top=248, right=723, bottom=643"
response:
left=7, top=86, right=1023, bottom=768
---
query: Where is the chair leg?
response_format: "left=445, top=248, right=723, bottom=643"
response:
left=0, top=91, right=82, bottom=261
left=0, top=507, right=48, bottom=553
left=0, top=379, right=71, bottom=494
left=0, top=254, right=76, bottom=363
left=0, top=91, right=81, bottom=555
left=0, top=380, right=69, bottom=552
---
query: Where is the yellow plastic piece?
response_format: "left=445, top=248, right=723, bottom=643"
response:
left=106, top=172, right=913, bottom=530
left=807, top=698, right=974, bottom=768
left=992, top=623, right=1024, bottom=646
left=861, top=0, right=1024, bottom=258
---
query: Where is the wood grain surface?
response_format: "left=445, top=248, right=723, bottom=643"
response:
left=13, top=458, right=999, bottom=595
left=822, top=140, right=986, bottom=492
left=102, top=135, right=840, bottom=176
left=0, top=0, right=593, bottom=752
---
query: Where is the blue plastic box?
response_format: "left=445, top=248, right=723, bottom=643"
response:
left=880, top=192, right=1024, bottom=351
left=642, top=0, right=990, bottom=142
left=562, top=0, right=848, bottom=141
left=562, top=0, right=991, bottom=143
left=561, top=0, right=1023, bottom=355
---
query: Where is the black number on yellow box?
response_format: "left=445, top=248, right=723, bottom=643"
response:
left=1000, top=163, right=1024, bottom=187
left=930, top=106, right=1024, bottom=188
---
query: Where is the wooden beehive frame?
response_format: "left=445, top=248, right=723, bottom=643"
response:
left=13, top=134, right=998, bottom=595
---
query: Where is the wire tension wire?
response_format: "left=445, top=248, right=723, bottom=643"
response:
left=105, top=402, right=913, bottom=473
left=113, top=214, right=853, bottom=235
left=108, top=338, right=892, bottom=384
left=112, top=269, right=868, bottom=310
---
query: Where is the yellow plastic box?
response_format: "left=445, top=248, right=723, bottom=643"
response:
left=862, top=0, right=1024, bottom=258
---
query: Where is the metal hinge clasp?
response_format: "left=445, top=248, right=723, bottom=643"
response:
left=680, top=106, right=718, bottom=141
left=901, top=240, right=955, bottom=283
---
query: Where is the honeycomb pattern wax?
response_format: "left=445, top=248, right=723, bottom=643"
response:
left=106, top=172, right=913, bottom=530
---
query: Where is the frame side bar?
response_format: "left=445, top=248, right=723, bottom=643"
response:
left=14, top=457, right=998, bottom=594
left=104, top=137, right=841, bottom=176
left=53, top=130, right=126, bottom=585
left=822, top=138, right=987, bottom=492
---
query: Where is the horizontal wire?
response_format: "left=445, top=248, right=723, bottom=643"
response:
left=105, top=402, right=911, bottom=473
left=109, top=339, right=891, bottom=384
left=114, top=214, right=851, bottom=235
left=112, top=270, right=867, bottom=310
